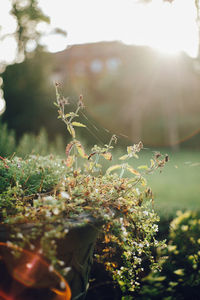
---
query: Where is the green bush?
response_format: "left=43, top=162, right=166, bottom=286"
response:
left=139, top=210, right=200, bottom=299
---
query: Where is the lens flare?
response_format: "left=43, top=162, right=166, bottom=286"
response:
left=0, top=242, right=71, bottom=300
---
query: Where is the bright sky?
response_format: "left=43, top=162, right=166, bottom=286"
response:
left=37, top=0, right=198, bottom=56
left=0, top=0, right=199, bottom=65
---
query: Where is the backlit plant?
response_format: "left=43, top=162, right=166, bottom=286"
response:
left=0, top=84, right=168, bottom=296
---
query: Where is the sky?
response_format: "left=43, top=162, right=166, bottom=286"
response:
left=0, top=0, right=199, bottom=63
left=37, top=0, right=198, bottom=56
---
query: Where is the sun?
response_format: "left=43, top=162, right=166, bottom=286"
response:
left=142, top=0, right=198, bottom=56
left=123, top=0, right=198, bottom=57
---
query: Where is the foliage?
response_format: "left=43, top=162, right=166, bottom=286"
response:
left=2, top=51, right=59, bottom=138
left=10, top=0, right=50, bottom=59
left=0, top=118, right=65, bottom=157
left=0, top=118, right=16, bottom=156
left=138, top=210, right=200, bottom=299
left=0, top=85, right=169, bottom=295
left=1, top=0, right=65, bottom=62
left=0, top=155, right=71, bottom=229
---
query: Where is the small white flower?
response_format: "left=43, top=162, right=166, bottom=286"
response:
left=30, top=244, right=35, bottom=250
left=44, top=196, right=54, bottom=201
left=60, top=281, right=66, bottom=290
left=16, top=232, right=23, bottom=239
left=52, top=207, right=60, bottom=215
left=48, top=265, right=54, bottom=272
left=58, top=260, right=65, bottom=266
left=45, top=210, right=52, bottom=217
left=63, top=267, right=71, bottom=275
left=60, top=191, right=71, bottom=199
left=6, top=241, right=13, bottom=247
left=136, top=188, right=140, bottom=195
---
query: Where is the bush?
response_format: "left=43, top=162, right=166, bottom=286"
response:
left=139, top=210, right=200, bottom=299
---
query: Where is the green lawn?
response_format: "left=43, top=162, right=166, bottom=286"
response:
left=110, top=148, right=200, bottom=217
left=136, top=149, right=200, bottom=217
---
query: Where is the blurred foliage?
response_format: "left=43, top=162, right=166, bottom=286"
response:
left=138, top=210, right=200, bottom=299
left=0, top=119, right=65, bottom=157
left=10, top=0, right=50, bottom=60
left=0, top=118, right=16, bottom=156
left=2, top=50, right=64, bottom=139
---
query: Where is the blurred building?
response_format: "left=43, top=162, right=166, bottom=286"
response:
left=51, top=41, right=200, bottom=148
left=52, top=41, right=126, bottom=83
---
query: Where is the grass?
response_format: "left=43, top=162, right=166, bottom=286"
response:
left=135, top=148, right=200, bottom=217
left=105, top=147, right=200, bottom=218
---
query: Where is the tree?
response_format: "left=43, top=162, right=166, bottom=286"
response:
left=0, top=0, right=50, bottom=64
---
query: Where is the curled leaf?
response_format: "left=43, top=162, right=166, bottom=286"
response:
left=106, top=165, right=121, bottom=175
left=65, top=142, right=74, bottom=157
left=75, top=141, right=88, bottom=158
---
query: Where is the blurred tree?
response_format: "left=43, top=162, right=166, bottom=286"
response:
left=10, top=0, right=50, bottom=61
left=0, top=0, right=68, bottom=138
left=2, top=50, right=66, bottom=139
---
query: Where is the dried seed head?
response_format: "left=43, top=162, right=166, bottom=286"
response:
left=155, top=152, right=161, bottom=159
left=78, top=94, right=84, bottom=107
left=165, top=154, right=169, bottom=162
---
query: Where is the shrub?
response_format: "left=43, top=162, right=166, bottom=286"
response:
left=139, top=210, right=200, bottom=299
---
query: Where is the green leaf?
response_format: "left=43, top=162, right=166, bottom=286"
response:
left=67, top=125, right=75, bottom=138
left=137, top=165, right=148, bottom=170
left=150, top=159, right=155, bottom=168
left=119, top=154, right=129, bottom=160
left=106, top=165, right=121, bottom=175
left=53, top=102, right=59, bottom=107
left=65, top=112, right=78, bottom=118
left=72, top=121, right=86, bottom=127
left=127, top=146, right=132, bottom=155
left=174, top=269, right=184, bottom=276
